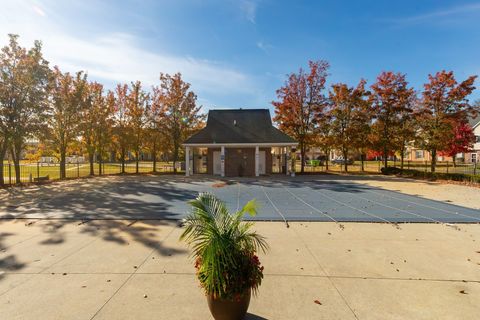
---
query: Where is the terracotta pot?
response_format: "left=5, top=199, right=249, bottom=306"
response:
left=207, top=290, right=251, bottom=320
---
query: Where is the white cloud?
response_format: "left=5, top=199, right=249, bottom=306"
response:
left=240, top=0, right=257, bottom=23
left=256, top=41, right=273, bottom=53
left=384, top=3, right=480, bottom=25
left=0, top=0, right=255, bottom=98
left=32, top=5, right=46, bottom=17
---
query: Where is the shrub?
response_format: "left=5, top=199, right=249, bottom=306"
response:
left=382, top=167, right=480, bottom=184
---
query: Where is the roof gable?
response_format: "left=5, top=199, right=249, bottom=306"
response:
left=184, top=109, right=296, bottom=145
left=468, top=114, right=480, bottom=129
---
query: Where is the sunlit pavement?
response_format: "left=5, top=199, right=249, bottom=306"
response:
left=1, top=219, right=480, bottom=320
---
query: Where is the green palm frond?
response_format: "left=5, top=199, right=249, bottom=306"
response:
left=180, top=192, right=269, bottom=299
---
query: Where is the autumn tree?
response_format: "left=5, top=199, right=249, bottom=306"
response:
left=314, top=111, right=334, bottom=170
left=329, top=79, right=370, bottom=172
left=147, top=88, right=170, bottom=172
left=370, top=72, right=415, bottom=170
left=273, top=60, right=329, bottom=173
left=0, top=34, right=50, bottom=184
left=151, top=73, right=204, bottom=173
left=417, top=71, right=477, bottom=172
left=396, top=95, right=418, bottom=170
left=48, top=67, right=88, bottom=179
left=95, top=91, right=115, bottom=174
left=81, top=82, right=114, bottom=175
left=439, top=119, right=475, bottom=166
left=126, top=81, right=149, bottom=173
left=81, top=82, right=96, bottom=175
left=112, top=84, right=131, bottom=173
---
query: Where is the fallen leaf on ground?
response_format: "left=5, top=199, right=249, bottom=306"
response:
left=459, top=290, right=467, bottom=295
left=314, top=300, right=322, bottom=305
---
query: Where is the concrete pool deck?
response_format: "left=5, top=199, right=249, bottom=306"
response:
left=1, top=220, right=479, bottom=319
left=1, top=174, right=480, bottom=319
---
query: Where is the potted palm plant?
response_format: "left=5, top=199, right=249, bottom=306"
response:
left=180, top=193, right=268, bottom=320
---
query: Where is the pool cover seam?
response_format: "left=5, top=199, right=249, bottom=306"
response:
left=260, top=185, right=289, bottom=226
left=315, top=185, right=443, bottom=224
left=282, top=187, right=339, bottom=223
left=306, top=185, right=395, bottom=225
left=363, top=187, right=480, bottom=222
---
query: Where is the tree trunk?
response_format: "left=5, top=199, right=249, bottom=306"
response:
left=343, top=148, right=348, bottom=172
left=10, top=139, right=23, bottom=184
left=453, top=156, right=457, bottom=167
left=135, top=149, right=139, bottom=174
left=60, top=148, right=66, bottom=179
left=383, top=144, right=388, bottom=170
left=152, top=141, right=157, bottom=173
left=300, top=141, right=305, bottom=173
left=361, top=153, right=365, bottom=172
left=323, top=148, right=329, bottom=171
left=0, top=143, right=8, bottom=186
left=89, top=152, right=94, bottom=176
left=173, top=143, right=179, bottom=174
left=400, top=146, right=405, bottom=171
left=121, top=147, right=125, bottom=173
left=98, top=152, right=102, bottom=175
left=430, top=149, right=437, bottom=173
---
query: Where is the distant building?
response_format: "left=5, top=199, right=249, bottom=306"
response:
left=462, top=115, right=480, bottom=163
left=183, top=109, right=297, bottom=177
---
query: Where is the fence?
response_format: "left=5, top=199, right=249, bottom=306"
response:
left=2, top=159, right=479, bottom=186
left=1, top=161, right=183, bottom=186
left=296, top=160, right=479, bottom=175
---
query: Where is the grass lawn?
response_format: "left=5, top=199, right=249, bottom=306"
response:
left=1, top=161, right=178, bottom=183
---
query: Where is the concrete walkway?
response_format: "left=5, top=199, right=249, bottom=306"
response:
left=1, top=219, right=479, bottom=319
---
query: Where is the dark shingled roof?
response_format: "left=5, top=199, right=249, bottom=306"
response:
left=184, top=109, right=296, bottom=144
left=468, top=114, right=480, bottom=129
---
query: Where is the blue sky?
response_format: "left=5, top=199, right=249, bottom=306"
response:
left=1, top=0, right=479, bottom=112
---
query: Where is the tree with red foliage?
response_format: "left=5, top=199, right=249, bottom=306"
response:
left=272, top=60, right=329, bottom=173
left=417, top=71, right=477, bottom=172
left=439, top=120, right=475, bottom=166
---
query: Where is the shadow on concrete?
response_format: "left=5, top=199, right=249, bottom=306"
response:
left=245, top=313, right=268, bottom=320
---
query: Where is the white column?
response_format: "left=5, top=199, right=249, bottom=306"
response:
left=255, top=146, right=259, bottom=177
left=220, top=146, right=225, bottom=177
left=185, top=147, right=190, bottom=176
left=286, top=147, right=290, bottom=176
left=291, top=147, right=296, bottom=177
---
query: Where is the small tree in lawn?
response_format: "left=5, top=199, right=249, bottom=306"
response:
left=352, top=89, right=373, bottom=172
left=148, top=87, right=170, bottom=172
left=370, top=71, right=415, bottom=170
left=126, top=81, right=149, bottom=174
left=329, top=79, right=370, bottom=172
left=273, top=60, right=329, bottom=173
left=81, top=82, right=114, bottom=175
left=439, top=119, right=475, bottom=167
left=152, top=73, right=204, bottom=173
left=95, top=91, right=115, bottom=174
left=314, top=111, right=334, bottom=171
left=397, top=93, right=418, bottom=170
left=417, top=71, right=477, bottom=172
left=81, top=82, right=96, bottom=176
left=112, top=84, right=131, bottom=173
left=0, top=34, right=50, bottom=185
left=49, top=67, right=88, bottom=179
